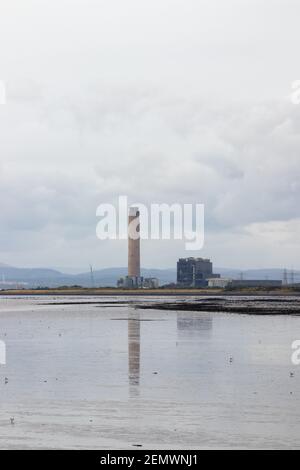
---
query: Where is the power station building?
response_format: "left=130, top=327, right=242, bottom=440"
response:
left=177, top=257, right=220, bottom=287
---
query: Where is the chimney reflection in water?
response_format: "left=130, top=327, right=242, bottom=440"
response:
left=128, top=312, right=141, bottom=397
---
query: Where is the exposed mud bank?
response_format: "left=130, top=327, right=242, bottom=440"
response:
left=136, top=298, right=300, bottom=315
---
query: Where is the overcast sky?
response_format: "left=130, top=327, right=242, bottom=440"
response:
left=0, top=0, right=299, bottom=270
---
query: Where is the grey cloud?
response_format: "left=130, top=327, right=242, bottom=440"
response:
left=0, top=0, right=299, bottom=268
left=1, top=84, right=299, bottom=236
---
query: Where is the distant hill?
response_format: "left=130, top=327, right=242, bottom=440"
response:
left=0, top=264, right=67, bottom=287
left=0, top=264, right=65, bottom=280
left=0, top=264, right=177, bottom=287
left=0, top=263, right=298, bottom=288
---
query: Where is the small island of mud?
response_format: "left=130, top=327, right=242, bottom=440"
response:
left=136, top=297, right=300, bottom=315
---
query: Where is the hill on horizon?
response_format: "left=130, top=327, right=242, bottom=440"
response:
left=0, top=262, right=298, bottom=288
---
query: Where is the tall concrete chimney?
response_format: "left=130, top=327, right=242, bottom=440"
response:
left=128, top=207, right=140, bottom=278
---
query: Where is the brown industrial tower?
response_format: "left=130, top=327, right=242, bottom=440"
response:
left=128, top=207, right=140, bottom=278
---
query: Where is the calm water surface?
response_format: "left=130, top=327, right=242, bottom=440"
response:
left=0, top=295, right=299, bottom=449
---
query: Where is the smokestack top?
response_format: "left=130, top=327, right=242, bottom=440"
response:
left=129, top=207, right=139, bottom=217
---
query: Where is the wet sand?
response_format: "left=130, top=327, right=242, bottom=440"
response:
left=0, top=295, right=299, bottom=449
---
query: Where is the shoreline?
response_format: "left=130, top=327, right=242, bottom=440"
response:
left=0, top=288, right=299, bottom=297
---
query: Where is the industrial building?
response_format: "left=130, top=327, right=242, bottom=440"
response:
left=207, top=277, right=232, bottom=288
left=143, top=277, right=159, bottom=289
left=117, top=276, right=142, bottom=288
left=177, top=257, right=220, bottom=287
left=207, top=278, right=282, bottom=289
left=117, top=276, right=159, bottom=289
left=229, top=279, right=282, bottom=288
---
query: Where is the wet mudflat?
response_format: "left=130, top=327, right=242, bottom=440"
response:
left=0, top=295, right=299, bottom=449
left=137, top=296, right=300, bottom=315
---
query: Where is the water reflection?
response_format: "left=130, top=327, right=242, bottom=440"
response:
left=128, top=312, right=140, bottom=396
left=177, top=313, right=213, bottom=339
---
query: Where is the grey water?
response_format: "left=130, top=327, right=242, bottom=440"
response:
left=0, top=295, right=299, bottom=449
